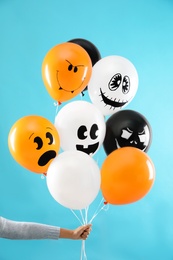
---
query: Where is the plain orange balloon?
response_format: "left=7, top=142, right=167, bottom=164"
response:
left=101, top=147, right=155, bottom=205
left=42, top=42, right=92, bottom=103
left=8, top=115, right=60, bottom=174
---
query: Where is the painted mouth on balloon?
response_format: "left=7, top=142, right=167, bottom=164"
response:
left=56, top=71, right=85, bottom=93
left=38, top=150, right=57, bottom=166
left=115, top=138, right=146, bottom=151
left=76, top=142, right=99, bottom=155
left=100, top=88, right=128, bottom=108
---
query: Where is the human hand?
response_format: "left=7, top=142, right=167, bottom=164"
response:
left=72, top=224, right=92, bottom=240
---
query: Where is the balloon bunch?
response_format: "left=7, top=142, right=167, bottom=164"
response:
left=8, top=38, right=155, bottom=223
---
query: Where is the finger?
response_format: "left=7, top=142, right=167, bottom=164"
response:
left=81, top=234, right=88, bottom=240
left=80, top=224, right=91, bottom=234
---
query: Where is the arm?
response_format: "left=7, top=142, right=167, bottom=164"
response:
left=0, top=217, right=91, bottom=240
left=0, top=216, right=60, bottom=240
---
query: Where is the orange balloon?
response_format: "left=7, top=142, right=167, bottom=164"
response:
left=101, top=147, right=155, bottom=205
left=42, top=42, right=92, bottom=103
left=8, top=115, right=60, bottom=174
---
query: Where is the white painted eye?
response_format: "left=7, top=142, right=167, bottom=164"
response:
left=139, top=134, right=146, bottom=143
left=121, top=128, right=133, bottom=139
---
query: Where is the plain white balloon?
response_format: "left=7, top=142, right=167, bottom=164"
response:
left=46, top=150, right=101, bottom=210
left=54, top=100, right=106, bottom=156
left=88, top=55, right=139, bottom=116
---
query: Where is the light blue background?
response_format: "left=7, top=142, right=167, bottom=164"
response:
left=1, top=0, right=173, bottom=259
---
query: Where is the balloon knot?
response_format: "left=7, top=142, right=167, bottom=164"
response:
left=58, top=101, right=62, bottom=105
left=43, top=172, right=47, bottom=176
left=104, top=201, right=108, bottom=205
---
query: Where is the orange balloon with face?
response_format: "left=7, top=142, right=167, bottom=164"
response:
left=8, top=115, right=60, bottom=174
left=42, top=42, right=92, bottom=103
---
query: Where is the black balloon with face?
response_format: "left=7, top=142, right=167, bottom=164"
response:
left=68, top=38, right=101, bottom=92
left=103, top=110, right=152, bottom=155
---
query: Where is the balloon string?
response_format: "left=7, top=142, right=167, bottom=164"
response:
left=80, top=207, right=90, bottom=260
left=80, top=240, right=87, bottom=260
left=70, top=209, right=88, bottom=260
left=85, top=206, right=89, bottom=225
left=54, top=101, right=59, bottom=118
left=89, top=198, right=109, bottom=224
left=89, top=197, right=104, bottom=222
left=80, top=210, right=86, bottom=225
left=70, top=209, right=83, bottom=225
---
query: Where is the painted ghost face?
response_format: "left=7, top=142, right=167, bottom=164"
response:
left=103, top=110, right=152, bottom=155
left=8, top=115, right=60, bottom=173
left=88, top=56, right=138, bottom=116
left=42, top=42, right=92, bottom=103
left=54, top=101, right=106, bottom=156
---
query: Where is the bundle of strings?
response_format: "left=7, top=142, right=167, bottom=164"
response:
left=71, top=198, right=109, bottom=260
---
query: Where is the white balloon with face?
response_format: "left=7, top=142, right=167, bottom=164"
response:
left=88, top=56, right=139, bottom=116
left=54, top=100, right=106, bottom=156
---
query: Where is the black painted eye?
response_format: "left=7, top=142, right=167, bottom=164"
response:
left=122, top=76, right=130, bottom=94
left=74, top=66, right=78, bottom=73
left=34, top=136, right=43, bottom=150
left=90, top=124, right=98, bottom=140
left=46, top=132, right=53, bottom=145
left=68, top=64, right=73, bottom=71
left=108, top=73, right=122, bottom=91
left=77, top=125, right=87, bottom=140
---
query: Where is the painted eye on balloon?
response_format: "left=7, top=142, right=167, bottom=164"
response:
left=34, top=136, right=43, bottom=150
left=90, top=124, right=99, bottom=140
left=46, top=132, right=54, bottom=145
left=108, top=73, right=122, bottom=91
left=138, top=129, right=145, bottom=135
left=121, top=128, right=133, bottom=139
left=122, top=76, right=130, bottom=94
left=138, top=130, right=146, bottom=142
left=77, top=125, right=87, bottom=140
left=68, top=64, right=73, bottom=71
left=74, top=66, right=78, bottom=73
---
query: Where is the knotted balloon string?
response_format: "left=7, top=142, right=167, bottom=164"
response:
left=41, top=174, right=45, bottom=180
left=89, top=198, right=109, bottom=224
left=54, top=101, right=60, bottom=117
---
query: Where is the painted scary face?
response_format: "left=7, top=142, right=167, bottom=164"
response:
left=54, top=100, right=106, bottom=156
left=8, top=115, right=60, bottom=173
left=42, top=42, right=92, bottom=103
left=103, top=110, right=152, bottom=155
left=88, top=56, right=138, bottom=116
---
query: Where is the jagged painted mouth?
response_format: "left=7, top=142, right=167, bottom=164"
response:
left=56, top=71, right=85, bottom=93
left=38, top=150, right=57, bottom=166
left=115, top=138, right=146, bottom=151
left=100, top=88, right=128, bottom=108
left=76, top=142, right=99, bottom=155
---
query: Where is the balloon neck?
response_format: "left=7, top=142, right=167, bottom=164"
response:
left=58, top=101, right=62, bottom=105
left=104, top=201, right=108, bottom=205
left=43, top=172, right=47, bottom=176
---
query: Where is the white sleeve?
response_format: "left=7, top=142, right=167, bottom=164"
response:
left=0, top=216, right=60, bottom=240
